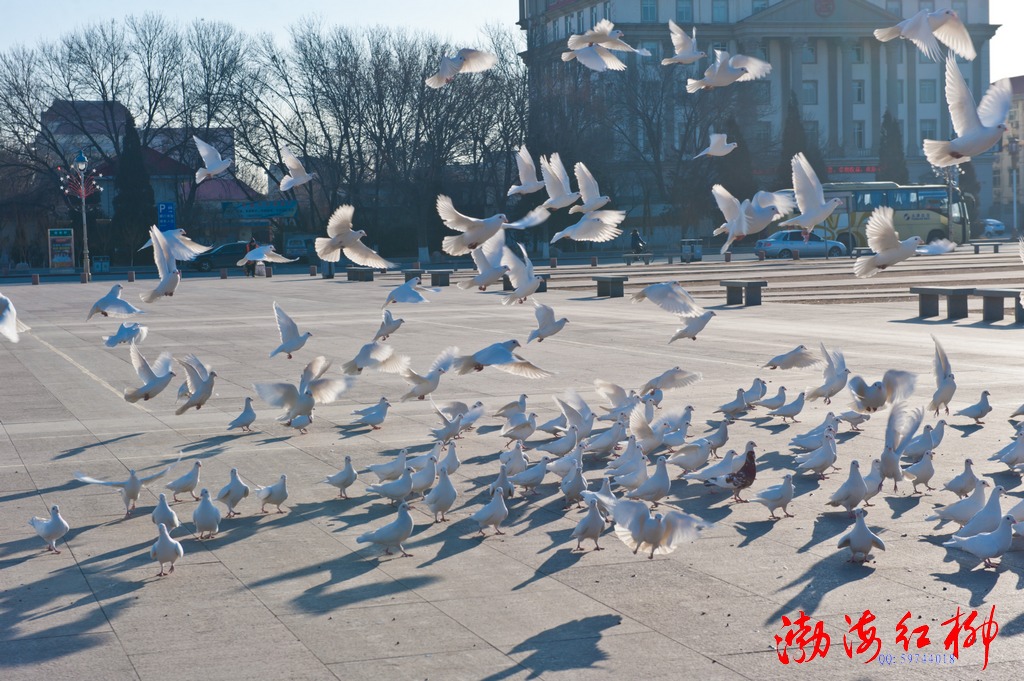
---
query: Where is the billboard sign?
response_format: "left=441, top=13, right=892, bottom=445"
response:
left=48, top=228, right=75, bottom=270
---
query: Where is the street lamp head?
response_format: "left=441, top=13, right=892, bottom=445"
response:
left=74, top=150, right=87, bottom=172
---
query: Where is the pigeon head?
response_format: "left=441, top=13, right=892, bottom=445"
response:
left=200, top=488, right=210, bottom=498
left=279, top=474, right=287, bottom=482
left=611, top=30, right=624, bottom=39
left=51, top=505, right=60, bottom=514
left=698, top=51, right=707, bottom=58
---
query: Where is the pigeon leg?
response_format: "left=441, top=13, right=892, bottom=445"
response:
left=984, top=558, right=1001, bottom=569
left=277, top=505, right=286, bottom=514
left=768, top=510, right=778, bottom=520
left=593, top=540, right=603, bottom=551
left=399, top=546, right=413, bottom=558
left=784, top=509, right=794, bottom=518
left=495, top=528, right=506, bottom=535
left=191, top=491, right=200, bottom=501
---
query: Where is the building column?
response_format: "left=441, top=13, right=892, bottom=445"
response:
left=778, top=37, right=792, bottom=105
left=884, top=42, right=899, bottom=119
left=840, top=38, right=856, bottom=154
left=790, top=37, right=806, bottom=106
left=905, top=43, right=917, bottom=159
left=869, top=40, right=882, bottom=153
left=827, top=39, right=840, bottom=154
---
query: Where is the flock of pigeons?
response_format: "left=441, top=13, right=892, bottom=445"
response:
left=5, top=8, right=1020, bottom=578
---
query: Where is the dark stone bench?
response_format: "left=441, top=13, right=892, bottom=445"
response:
left=593, top=275, right=628, bottom=298
left=403, top=269, right=425, bottom=282
left=972, top=288, right=1024, bottom=323
left=851, top=247, right=873, bottom=257
left=972, top=242, right=1001, bottom=254
left=623, top=252, right=653, bottom=265
left=427, top=270, right=450, bottom=287
left=909, top=286, right=973, bottom=320
left=720, top=280, right=768, bottom=306
left=503, top=273, right=550, bottom=292
left=347, top=267, right=374, bottom=282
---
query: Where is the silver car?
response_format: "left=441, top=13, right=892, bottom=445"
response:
left=754, top=230, right=847, bottom=259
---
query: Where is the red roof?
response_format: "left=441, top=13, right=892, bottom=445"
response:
left=182, top=176, right=262, bottom=202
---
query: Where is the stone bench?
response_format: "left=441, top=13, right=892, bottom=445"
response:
left=909, top=286, right=973, bottom=320
left=851, top=247, right=873, bottom=257
left=972, top=242, right=1001, bottom=254
left=972, top=288, right=1024, bottom=323
left=347, top=267, right=374, bottom=282
left=623, top=252, right=653, bottom=265
left=720, top=280, right=768, bottom=306
left=427, top=270, right=450, bottom=287
left=403, top=269, right=425, bottom=282
left=593, top=275, right=628, bottom=298
left=503, top=273, right=550, bottom=293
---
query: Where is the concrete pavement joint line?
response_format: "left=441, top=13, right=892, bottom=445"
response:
left=28, top=332, right=148, bottom=411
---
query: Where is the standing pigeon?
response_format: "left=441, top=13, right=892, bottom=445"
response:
left=314, top=204, right=395, bottom=268
left=572, top=498, right=607, bottom=551
left=357, top=502, right=416, bottom=556
left=352, top=397, right=390, bottom=430
left=944, top=458, right=978, bottom=499
left=424, top=467, right=458, bottom=522
left=704, top=447, right=757, bottom=502
left=943, top=515, right=1015, bottom=569
left=150, top=523, right=184, bottom=576
left=826, top=461, right=868, bottom=516
left=768, top=392, right=806, bottom=423
left=87, top=284, right=144, bottom=321
left=662, top=21, right=705, bottom=66
left=779, top=153, right=844, bottom=235
left=255, top=474, right=289, bottom=514
left=216, top=468, right=250, bottom=517
left=927, top=335, right=957, bottom=416
left=165, top=461, right=202, bottom=502
left=193, top=135, right=232, bottom=183
left=426, top=48, right=497, bottom=88
left=874, top=8, right=976, bottom=62
left=227, top=397, right=257, bottom=432
left=278, top=145, right=316, bottom=192
left=151, top=493, right=180, bottom=531
left=925, top=56, right=1009, bottom=167
left=853, top=207, right=924, bottom=278
left=192, top=488, right=221, bottom=540
left=74, top=458, right=178, bottom=518
left=470, top=488, right=509, bottom=536
left=323, top=456, right=358, bottom=499
left=751, top=475, right=795, bottom=520
left=837, top=509, right=885, bottom=563
left=29, top=505, right=70, bottom=553
left=955, top=391, right=992, bottom=425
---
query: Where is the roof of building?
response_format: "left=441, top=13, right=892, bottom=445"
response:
left=94, top=147, right=192, bottom=178
left=41, top=100, right=131, bottom=136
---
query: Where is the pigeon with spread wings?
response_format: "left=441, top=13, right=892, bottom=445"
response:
left=315, top=204, right=395, bottom=269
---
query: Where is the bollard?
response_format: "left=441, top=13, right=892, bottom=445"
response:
left=265, top=266, right=273, bottom=278
left=412, top=261, right=421, bottom=269
left=757, top=250, right=765, bottom=261
left=793, top=250, right=800, bottom=260
left=724, top=252, right=732, bottom=263
left=80, top=272, right=89, bottom=283
left=309, top=265, right=317, bottom=277
left=127, top=271, right=135, bottom=282
left=220, top=268, right=228, bottom=279
left=549, top=257, right=557, bottom=268
left=591, top=256, right=598, bottom=267
left=31, top=274, right=40, bottom=285
left=667, top=255, right=674, bottom=265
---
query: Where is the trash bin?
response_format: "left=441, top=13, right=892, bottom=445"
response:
left=321, top=261, right=335, bottom=279
left=255, top=261, right=266, bottom=277
left=92, top=256, right=110, bottom=273
left=680, top=239, right=703, bottom=262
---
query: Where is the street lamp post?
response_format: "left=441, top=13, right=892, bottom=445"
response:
left=59, top=151, right=101, bottom=281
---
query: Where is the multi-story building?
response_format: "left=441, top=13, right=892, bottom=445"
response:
left=991, top=76, right=1024, bottom=232
left=518, top=0, right=999, bottom=226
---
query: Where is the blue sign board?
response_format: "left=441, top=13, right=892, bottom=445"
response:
left=157, top=202, right=176, bottom=231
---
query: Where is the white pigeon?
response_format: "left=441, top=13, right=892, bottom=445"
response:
left=501, top=243, right=541, bottom=306
left=87, top=284, right=144, bottom=320
left=753, top=386, right=787, bottom=411
left=630, top=281, right=704, bottom=318
left=805, top=343, right=849, bottom=405
left=409, top=457, right=438, bottom=498
left=29, top=504, right=70, bottom=553
left=255, top=474, right=289, bottom=514
left=686, top=49, right=771, bottom=92
left=956, top=486, right=1005, bottom=539
left=399, top=347, right=457, bottom=402
left=357, top=502, right=415, bottom=557
left=103, top=322, right=147, bottom=347
left=366, top=467, right=413, bottom=505
left=424, top=467, right=458, bottom=522
left=666, top=439, right=711, bottom=474
left=862, top=459, right=884, bottom=506
left=314, top=204, right=395, bottom=268
left=547, top=444, right=585, bottom=480
left=567, top=19, right=650, bottom=55
left=175, top=354, right=217, bottom=415
left=539, top=153, right=581, bottom=211
left=269, top=302, right=311, bottom=359
left=716, top=388, right=748, bottom=422
left=193, top=135, right=231, bottom=183
left=508, top=456, right=550, bottom=495
left=536, top=426, right=579, bottom=457
left=165, top=461, right=202, bottom=502
left=683, top=450, right=740, bottom=483
left=569, top=162, right=610, bottom=214
left=150, top=523, right=184, bottom=576
left=572, top=498, right=607, bottom=551
left=625, top=457, right=672, bottom=507
left=0, top=292, right=28, bottom=343
left=874, top=8, right=976, bottom=62
left=502, top=412, right=538, bottom=446
left=437, top=195, right=548, bottom=256
left=763, top=345, right=820, bottom=370
left=848, top=369, right=916, bottom=412
left=192, top=488, right=221, bottom=540
left=837, top=509, right=885, bottom=563
left=662, top=21, right=705, bottom=66
left=527, top=301, right=568, bottom=344
left=430, top=411, right=462, bottom=443
left=458, top=229, right=509, bottom=291
left=779, top=153, right=844, bottom=234
left=752, top=475, right=795, bottom=520
left=916, top=238, right=957, bottom=255
left=668, top=310, right=716, bottom=343
left=500, top=442, right=529, bottom=476
left=123, top=342, right=175, bottom=403
left=235, top=244, right=296, bottom=266
left=582, top=478, right=618, bottom=521
left=342, top=341, right=409, bottom=375
left=255, top=355, right=352, bottom=423
left=136, top=228, right=211, bottom=261
left=426, top=48, right=497, bottom=88
left=561, top=44, right=627, bottom=72
left=366, top=450, right=408, bottom=483
left=561, top=463, right=589, bottom=508
left=374, top=309, right=404, bottom=341
left=712, top=186, right=795, bottom=253
left=926, top=480, right=990, bottom=527
left=796, top=432, right=837, bottom=479
left=508, top=145, right=544, bottom=196
left=612, top=499, right=709, bottom=559
left=278, top=145, right=316, bottom=192
left=925, top=56, right=1010, bottom=167
left=227, top=397, right=257, bottom=432
left=216, top=468, right=250, bottom=517
left=768, top=392, right=805, bottom=423
left=352, top=397, right=390, bottom=430
left=551, top=210, right=625, bottom=244
left=789, top=412, right=838, bottom=451
left=694, top=133, right=736, bottom=159
left=853, top=207, right=924, bottom=278
left=955, top=391, right=992, bottom=425
left=944, top=458, right=978, bottom=499
left=383, top=276, right=439, bottom=308
left=838, top=411, right=871, bottom=432
left=323, top=456, right=358, bottom=499
left=151, top=493, right=179, bottom=531
left=453, top=339, right=551, bottom=378
left=943, top=515, right=1015, bottom=570
left=291, top=414, right=316, bottom=437
left=471, top=488, right=509, bottom=536
left=140, top=226, right=181, bottom=304
left=927, top=335, right=957, bottom=417
left=880, top=402, right=923, bottom=492
left=826, top=461, right=868, bottom=515
left=903, top=451, right=936, bottom=493
left=639, top=366, right=702, bottom=395
left=74, top=458, right=177, bottom=518
left=711, top=184, right=750, bottom=255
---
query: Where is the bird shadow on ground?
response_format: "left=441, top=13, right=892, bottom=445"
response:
left=505, top=494, right=567, bottom=538
left=475, top=424, right=503, bottom=436
left=408, top=517, right=487, bottom=568
left=0, top=479, right=80, bottom=504
left=767, top=553, right=875, bottom=625
left=989, top=470, right=1021, bottom=492
left=336, top=423, right=372, bottom=439
left=949, top=424, right=982, bottom=438
left=54, top=433, right=141, bottom=460
left=929, top=561, right=1002, bottom=608
left=192, top=500, right=337, bottom=551
left=888, top=317, right=956, bottom=326
left=254, top=435, right=293, bottom=446
left=884, top=494, right=923, bottom=519
left=757, top=449, right=794, bottom=473
left=180, top=434, right=237, bottom=453
left=733, top=519, right=779, bottom=548
left=750, top=417, right=791, bottom=435
left=75, top=538, right=153, bottom=573
left=795, top=513, right=851, bottom=554
left=462, top=448, right=503, bottom=467
left=480, top=614, right=621, bottom=681
left=513, top=544, right=585, bottom=591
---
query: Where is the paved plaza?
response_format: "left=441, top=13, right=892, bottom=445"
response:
left=2, top=254, right=1024, bottom=680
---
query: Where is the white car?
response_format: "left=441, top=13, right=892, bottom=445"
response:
left=754, top=231, right=847, bottom=259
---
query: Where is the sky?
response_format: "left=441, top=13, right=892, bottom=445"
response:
left=0, top=1, right=1019, bottom=80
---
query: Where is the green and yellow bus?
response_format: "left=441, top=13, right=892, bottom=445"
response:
left=780, top=182, right=969, bottom=251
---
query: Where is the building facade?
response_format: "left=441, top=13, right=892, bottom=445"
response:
left=991, top=76, right=1024, bottom=232
left=518, top=0, right=999, bottom=220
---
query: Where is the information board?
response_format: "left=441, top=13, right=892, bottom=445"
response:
left=48, top=228, right=75, bottom=270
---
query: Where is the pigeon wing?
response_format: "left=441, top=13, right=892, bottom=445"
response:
left=864, top=207, right=901, bottom=253
left=731, top=54, right=772, bottom=81
left=325, top=204, right=355, bottom=238
left=791, top=152, right=825, bottom=214
left=933, top=15, right=976, bottom=61
left=193, top=135, right=224, bottom=168
left=455, top=48, right=497, bottom=73
left=943, top=55, right=980, bottom=137
left=574, top=162, right=601, bottom=204
left=436, top=195, right=477, bottom=232
left=975, top=77, right=1012, bottom=129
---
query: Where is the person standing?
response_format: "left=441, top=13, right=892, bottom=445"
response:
left=244, top=237, right=258, bottom=277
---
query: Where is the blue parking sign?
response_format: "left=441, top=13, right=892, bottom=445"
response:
left=158, top=202, right=176, bottom=231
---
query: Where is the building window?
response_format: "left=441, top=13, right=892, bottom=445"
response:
left=712, top=41, right=729, bottom=54
left=565, top=16, right=571, bottom=36
left=852, top=43, right=864, bottom=63
left=641, top=0, right=657, bottom=22
left=920, top=79, right=937, bottom=103
left=886, top=0, right=902, bottom=16
left=712, top=0, right=729, bottom=23
left=577, top=11, right=584, bottom=32
left=920, top=118, right=938, bottom=141
left=898, top=79, right=904, bottom=104
left=853, top=120, right=866, bottom=149
left=919, top=0, right=934, bottom=11
left=802, top=42, right=817, bottom=64
left=993, top=170, right=1002, bottom=186
left=640, top=40, right=661, bottom=61
left=637, top=125, right=648, bottom=152
left=802, top=80, right=819, bottom=106
left=752, top=121, right=772, bottom=147
left=591, top=6, right=597, bottom=26
left=853, top=80, right=865, bottom=104
left=952, top=0, right=968, bottom=21
left=603, top=1, right=611, bottom=20
left=752, top=0, right=769, bottom=13
left=804, top=120, right=819, bottom=144
left=676, top=0, right=693, bottom=23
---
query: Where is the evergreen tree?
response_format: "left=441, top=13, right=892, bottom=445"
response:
left=111, top=116, right=157, bottom=265
left=773, top=91, right=807, bottom=190
left=717, top=117, right=758, bottom=201
left=876, top=110, right=909, bottom=184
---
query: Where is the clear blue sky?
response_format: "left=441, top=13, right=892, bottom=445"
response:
left=0, top=1, right=1019, bottom=81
